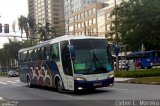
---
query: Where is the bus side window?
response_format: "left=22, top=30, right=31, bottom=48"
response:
left=42, top=47, right=47, bottom=60
left=46, top=46, right=50, bottom=60
left=22, top=52, right=27, bottom=62
left=31, top=50, right=35, bottom=61
left=36, top=48, right=40, bottom=60
left=35, top=49, right=38, bottom=61
left=51, top=43, right=60, bottom=61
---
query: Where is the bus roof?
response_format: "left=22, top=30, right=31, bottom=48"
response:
left=18, top=35, right=106, bottom=53
left=129, top=50, right=154, bottom=54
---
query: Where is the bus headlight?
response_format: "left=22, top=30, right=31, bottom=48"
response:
left=108, top=71, right=114, bottom=78
left=74, top=77, right=86, bottom=81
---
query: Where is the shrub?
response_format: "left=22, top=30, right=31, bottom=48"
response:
left=115, top=68, right=160, bottom=78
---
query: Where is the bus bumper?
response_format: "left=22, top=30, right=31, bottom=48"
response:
left=74, top=77, right=114, bottom=90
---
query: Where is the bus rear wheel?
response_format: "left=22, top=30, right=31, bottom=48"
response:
left=27, top=76, right=33, bottom=88
left=147, top=66, right=152, bottom=69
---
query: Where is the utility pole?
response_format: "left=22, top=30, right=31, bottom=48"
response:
left=67, top=19, right=69, bottom=35
left=115, top=0, right=119, bottom=71
left=84, top=22, right=86, bottom=35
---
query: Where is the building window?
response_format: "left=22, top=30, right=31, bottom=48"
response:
left=89, top=19, right=92, bottom=25
left=93, top=18, right=96, bottom=24
left=81, top=12, right=84, bottom=18
left=85, top=11, right=88, bottom=17
left=74, top=15, right=77, bottom=21
left=89, top=10, right=92, bottom=16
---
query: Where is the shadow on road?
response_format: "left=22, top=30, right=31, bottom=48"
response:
left=23, top=85, right=112, bottom=96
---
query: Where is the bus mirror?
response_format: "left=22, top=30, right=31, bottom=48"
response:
left=68, top=45, right=75, bottom=60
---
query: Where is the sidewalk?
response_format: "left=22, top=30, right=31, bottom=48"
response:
left=114, top=77, right=134, bottom=82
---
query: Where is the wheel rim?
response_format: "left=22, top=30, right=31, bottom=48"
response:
left=28, top=77, right=31, bottom=87
left=57, top=81, right=63, bottom=92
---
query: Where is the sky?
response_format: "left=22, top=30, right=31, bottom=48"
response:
left=0, top=0, right=28, bottom=48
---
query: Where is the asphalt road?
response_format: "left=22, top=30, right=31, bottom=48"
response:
left=0, top=77, right=160, bottom=106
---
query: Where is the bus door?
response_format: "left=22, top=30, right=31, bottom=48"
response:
left=60, top=41, right=74, bottom=91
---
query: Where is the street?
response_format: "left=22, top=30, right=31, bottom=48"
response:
left=0, top=77, right=160, bottom=106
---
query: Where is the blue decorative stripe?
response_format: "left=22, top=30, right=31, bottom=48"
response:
left=74, top=77, right=114, bottom=90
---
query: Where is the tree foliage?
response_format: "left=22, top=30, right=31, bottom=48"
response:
left=0, top=38, right=36, bottom=67
left=0, top=38, right=22, bottom=67
left=34, top=22, right=56, bottom=41
left=18, top=15, right=36, bottom=39
left=111, top=0, right=160, bottom=50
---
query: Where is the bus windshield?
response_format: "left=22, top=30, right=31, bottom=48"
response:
left=70, top=39, right=112, bottom=75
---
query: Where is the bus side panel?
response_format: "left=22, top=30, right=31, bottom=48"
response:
left=28, top=60, right=62, bottom=88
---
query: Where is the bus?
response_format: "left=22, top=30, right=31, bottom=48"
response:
left=127, top=50, right=160, bottom=69
left=18, top=35, right=114, bottom=92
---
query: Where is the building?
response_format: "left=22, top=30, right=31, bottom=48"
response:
left=64, top=0, right=110, bottom=17
left=28, top=0, right=35, bottom=18
left=97, top=0, right=122, bottom=38
left=64, top=0, right=109, bottom=34
left=28, top=0, right=65, bottom=37
left=66, top=3, right=107, bottom=36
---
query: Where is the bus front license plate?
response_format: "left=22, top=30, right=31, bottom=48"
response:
left=93, top=82, right=102, bottom=86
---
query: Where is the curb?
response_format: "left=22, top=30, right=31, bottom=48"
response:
left=115, top=80, right=160, bottom=85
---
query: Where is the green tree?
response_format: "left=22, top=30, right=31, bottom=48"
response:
left=0, top=49, right=9, bottom=67
left=21, top=39, right=37, bottom=48
left=27, top=15, right=36, bottom=39
left=18, top=15, right=36, bottom=40
left=18, top=15, right=28, bottom=38
left=0, top=38, right=22, bottom=67
left=111, top=0, right=160, bottom=50
left=34, top=22, right=56, bottom=41
left=0, top=38, right=37, bottom=68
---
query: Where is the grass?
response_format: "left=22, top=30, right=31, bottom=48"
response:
left=115, top=68, right=160, bottom=78
left=127, top=77, right=160, bottom=84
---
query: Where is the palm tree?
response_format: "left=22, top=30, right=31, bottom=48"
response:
left=34, top=22, right=56, bottom=41
left=18, top=15, right=36, bottom=40
left=28, top=15, right=36, bottom=39
left=21, top=39, right=37, bottom=48
left=18, top=15, right=28, bottom=38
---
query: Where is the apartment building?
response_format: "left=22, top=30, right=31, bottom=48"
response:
left=97, top=0, right=122, bottom=37
left=28, top=0, right=65, bottom=37
left=66, top=3, right=107, bottom=36
left=28, top=0, right=35, bottom=18
left=64, top=0, right=110, bottom=17
left=64, top=0, right=109, bottom=34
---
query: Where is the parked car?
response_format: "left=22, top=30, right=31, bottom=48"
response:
left=8, top=70, right=19, bottom=77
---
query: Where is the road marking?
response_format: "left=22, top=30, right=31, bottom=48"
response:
left=12, top=84, right=21, bottom=87
left=0, top=96, right=3, bottom=100
left=14, top=80, right=20, bottom=82
left=7, top=81, right=18, bottom=84
left=108, top=87, right=128, bottom=91
left=0, top=82, right=7, bottom=85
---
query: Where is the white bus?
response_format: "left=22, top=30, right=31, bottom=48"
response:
left=18, top=35, right=114, bottom=92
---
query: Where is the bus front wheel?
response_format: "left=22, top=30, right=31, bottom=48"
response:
left=56, top=79, right=63, bottom=93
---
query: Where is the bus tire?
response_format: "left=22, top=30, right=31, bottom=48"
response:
left=147, top=66, right=152, bottom=69
left=56, top=78, right=63, bottom=93
left=27, top=76, right=33, bottom=88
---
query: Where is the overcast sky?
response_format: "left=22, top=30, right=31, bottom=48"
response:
left=0, top=0, right=28, bottom=48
